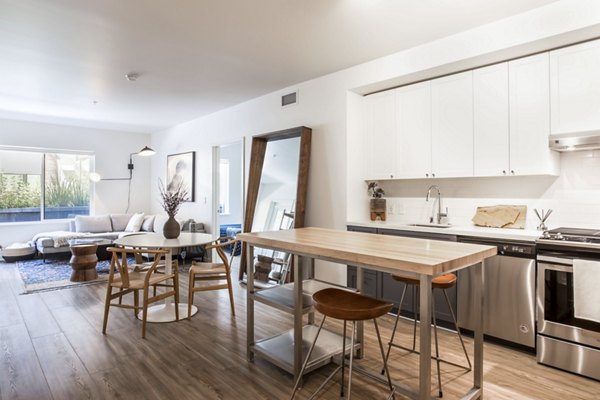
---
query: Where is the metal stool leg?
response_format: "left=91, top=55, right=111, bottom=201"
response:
left=374, top=318, right=395, bottom=397
left=432, top=296, right=443, bottom=398
left=382, top=283, right=408, bottom=374
left=442, top=289, right=471, bottom=370
left=341, top=320, right=347, bottom=397
left=290, top=314, right=327, bottom=400
left=347, top=321, right=356, bottom=400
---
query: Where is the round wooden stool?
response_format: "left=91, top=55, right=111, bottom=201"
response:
left=69, top=244, right=99, bottom=282
left=290, top=288, right=395, bottom=400
left=383, top=273, right=470, bottom=398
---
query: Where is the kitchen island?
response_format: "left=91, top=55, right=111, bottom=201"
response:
left=239, top=227, right=496, bottom=400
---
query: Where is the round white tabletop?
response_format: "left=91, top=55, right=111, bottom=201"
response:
left=114, top=232, right=215, bottom=323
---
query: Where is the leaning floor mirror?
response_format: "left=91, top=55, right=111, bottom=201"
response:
left=238, top=126, right=311, bottom=286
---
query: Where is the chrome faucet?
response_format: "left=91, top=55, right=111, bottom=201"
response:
left=426, top=185, right=448, bottom=224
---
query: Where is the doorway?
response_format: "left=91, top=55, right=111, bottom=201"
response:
left=212, top=139, right=245, bottom=270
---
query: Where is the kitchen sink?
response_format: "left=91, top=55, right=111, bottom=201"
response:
left=407, top=223, right=453, bottom=228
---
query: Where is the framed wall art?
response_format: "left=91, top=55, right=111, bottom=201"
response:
left=167, top=151, right=195, bottom=201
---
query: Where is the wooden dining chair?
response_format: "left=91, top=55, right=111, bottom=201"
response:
left=188, top=236, right=239, bottom=319
left=102, top=247, right=179, bottom=338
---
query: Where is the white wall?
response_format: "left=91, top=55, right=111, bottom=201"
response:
left=151, top=0, right=600, bottom=284
left=0, top=118, right=152, bottom=247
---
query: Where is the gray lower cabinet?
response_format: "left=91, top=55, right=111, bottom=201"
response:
left=346, top=225, right=459, bottom=329
left=379, top=228, right=458, bottom=327
left=346, top=225, right=379, bottom=297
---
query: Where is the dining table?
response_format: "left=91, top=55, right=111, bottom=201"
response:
left=238, top=227, right=496, bottom=400
left=114, top=232, right=214, bottom=322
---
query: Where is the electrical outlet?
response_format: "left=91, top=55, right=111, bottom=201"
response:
left=388, top=202, right=395, bottom=215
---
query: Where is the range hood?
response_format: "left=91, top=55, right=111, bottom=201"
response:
left=549, top=130, right=600, bottom=152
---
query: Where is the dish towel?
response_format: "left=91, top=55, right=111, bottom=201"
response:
left=573, top=259, right=600, bottom=323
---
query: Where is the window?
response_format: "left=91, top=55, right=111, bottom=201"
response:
left=0, top=149, right=92, bottom=222
left=218, top=159, right=230, bottom=215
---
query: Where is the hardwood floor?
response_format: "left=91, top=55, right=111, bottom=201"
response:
left=0, top=259, right=599, bottom=399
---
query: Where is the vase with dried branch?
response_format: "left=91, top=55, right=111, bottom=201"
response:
left=159, top=180, right=188, bottom=238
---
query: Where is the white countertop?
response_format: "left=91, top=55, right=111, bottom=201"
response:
left=347, top=220, right=541, bottom=242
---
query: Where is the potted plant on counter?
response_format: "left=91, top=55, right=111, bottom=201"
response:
left=368, top=181, right=386, bottom=221
left=159, top=180, right=188, bottom=239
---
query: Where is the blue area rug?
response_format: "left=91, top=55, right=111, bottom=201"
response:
left=17, top=257, right=113, bottom=294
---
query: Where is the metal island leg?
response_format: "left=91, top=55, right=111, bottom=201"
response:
left=293, top=254, right=303, bottom=380
left=419, top=274, right=433, bottom=400
left=246, top=244, right=255, bottom=362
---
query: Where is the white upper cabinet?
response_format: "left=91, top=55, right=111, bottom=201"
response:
left=473, top=63, right=510, bottom=177
left=365, top=90, right=397, bottom=180
left=395, top=81, right=432, bottom=179
left=431, top=71, right=474, bottom=178
left=550, top=39, right=600, bottom=134
left=509, top=53, right=559, bottom=176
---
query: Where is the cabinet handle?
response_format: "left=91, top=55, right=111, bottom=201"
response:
left=502, top=170, right=506, bottom=175
left=511, top=170, right=515, bottom=175
left=390, top=174, right=394, bottom=179
left=426, top=173, right=429, bottom=177
left=432, top=173, right=436, bottom=177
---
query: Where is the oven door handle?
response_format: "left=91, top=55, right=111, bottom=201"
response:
left=537, top=255, right=574, bottom=266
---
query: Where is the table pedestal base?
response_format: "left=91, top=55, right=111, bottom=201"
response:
left=137, top=303, right=198, bottom=323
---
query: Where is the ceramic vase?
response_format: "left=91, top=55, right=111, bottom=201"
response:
left=163, top=215, right=180, bottom=239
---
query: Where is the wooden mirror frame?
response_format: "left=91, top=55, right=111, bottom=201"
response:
left=238, top=126, right=312, bottom=281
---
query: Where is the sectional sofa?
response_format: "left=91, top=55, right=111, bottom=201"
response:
left=33, top=213, right=204, bottom=257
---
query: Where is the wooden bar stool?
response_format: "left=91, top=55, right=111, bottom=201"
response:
left=290, top=288, right=395, bottom=400
left=383, top=273, right=470, bottom=398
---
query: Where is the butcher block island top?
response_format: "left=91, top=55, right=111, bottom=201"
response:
left=238, top=227, right=497, bottom=276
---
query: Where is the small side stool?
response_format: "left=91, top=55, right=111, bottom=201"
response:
left=290, top=288, right=395, bottom=400
left=383, top=273, right=470, bottom=398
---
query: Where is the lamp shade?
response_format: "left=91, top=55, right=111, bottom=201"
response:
left=89, top=172, right=101, bottom=182
left=138, top=146, right=156, bottom=156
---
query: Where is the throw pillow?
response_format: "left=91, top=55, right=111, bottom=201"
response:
left=153, top=215, right=169, bottom=233
left=141, top=215, right=156, bottom=232
left=110, top=214, right=133, bottom=232
left=75, top=215, right=112, bottom=233
left=125, top=213, right=145, bottom=232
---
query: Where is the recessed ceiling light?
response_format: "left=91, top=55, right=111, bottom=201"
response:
left=92, top=100, right=99, bottom=105
left=125, top=72, right=140, bottom=82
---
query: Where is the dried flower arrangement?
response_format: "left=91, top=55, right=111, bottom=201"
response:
left=367, top=181, right=385, bottom=198
left=159, top=180, right=188, bottom=217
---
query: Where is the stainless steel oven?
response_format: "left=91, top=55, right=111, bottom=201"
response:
left=537, top=228, right=600, bottom=381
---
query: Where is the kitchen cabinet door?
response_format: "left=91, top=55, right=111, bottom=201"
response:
left=431, top=71, right=474, bottom=178
left=396, top=81, right=432, bottom=179
left=474, top=63, right=510, bottom=177
left=509, top=53, right=560, bottom=176
left=550, top=38, right=600, bottom=134
left=365, top=90, right=397, bottom=180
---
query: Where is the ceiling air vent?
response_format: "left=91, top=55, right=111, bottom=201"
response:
left=281, top=91, right=298, bottom=108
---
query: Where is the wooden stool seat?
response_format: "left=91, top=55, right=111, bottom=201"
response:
left=391, top=272, right=457, bottom=289
left=313, top=288, right=392, bottom=321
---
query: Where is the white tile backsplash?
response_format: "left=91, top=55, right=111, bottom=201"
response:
left=368, top=151, right=600, bottom=230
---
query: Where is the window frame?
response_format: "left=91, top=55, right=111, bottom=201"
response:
left=0, top=146, right=95, bottom=224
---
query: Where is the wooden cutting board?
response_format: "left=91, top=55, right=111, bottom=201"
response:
left=472, top=205, right=527, bottom=229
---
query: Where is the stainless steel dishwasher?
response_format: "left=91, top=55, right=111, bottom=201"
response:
left=457, top=236, right=536, bottom=349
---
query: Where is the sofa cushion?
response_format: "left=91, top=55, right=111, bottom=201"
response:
left=141, top=215, right=156, bottom=232
left=110, top=214, right=133, bottom=232
left=125, top=212, right=145, bottom=232
left=75, top=215, right=112, bottom=233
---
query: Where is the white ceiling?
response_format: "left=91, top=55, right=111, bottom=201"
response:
left=0, top=0, right=559, bottom=133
